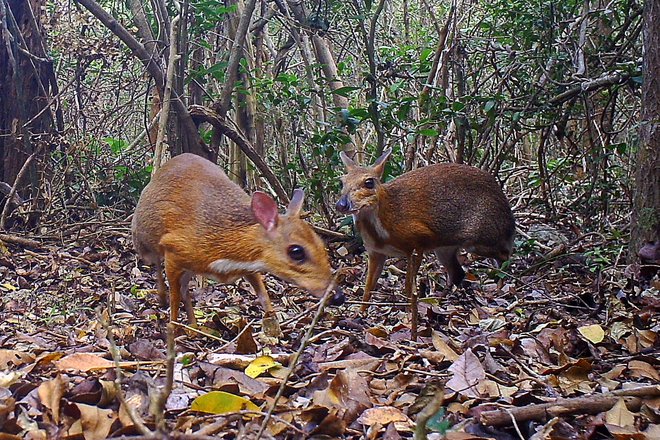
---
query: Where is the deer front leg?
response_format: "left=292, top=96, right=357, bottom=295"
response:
left=360, top=251, right=386, bottom=312
left=244, top=273, right=281, bottom=337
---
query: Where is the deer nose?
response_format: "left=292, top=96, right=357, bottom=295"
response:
left=336, top=195, right=351, bottom=213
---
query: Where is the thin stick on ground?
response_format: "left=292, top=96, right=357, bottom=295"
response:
left=254, top=281, right=336, bottom=439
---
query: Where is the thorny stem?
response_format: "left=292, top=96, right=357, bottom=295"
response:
left=254, top=281, right=336, bottom=439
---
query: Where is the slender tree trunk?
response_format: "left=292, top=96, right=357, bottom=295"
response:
left=630, top=0, right=660, bottom=261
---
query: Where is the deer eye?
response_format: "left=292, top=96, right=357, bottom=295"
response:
left=287, top=245, right=307, bottom=263
left=364, top=178, right=376, bottom=189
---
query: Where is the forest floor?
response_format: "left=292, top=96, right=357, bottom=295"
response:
left=0, top=214, right=659, bottom=439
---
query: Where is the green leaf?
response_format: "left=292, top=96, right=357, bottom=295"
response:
left=420, top=47, right=434, bottom=64
left=331, top=86, right=361, bottom=97
left=418, top=128, right=439, bottom=137
left=483, top=100, right=497, bottom=114
left=426, top=407, right=451, bottom=433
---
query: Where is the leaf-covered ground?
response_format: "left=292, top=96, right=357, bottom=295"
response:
left=0, top=215, right=659, bottom=439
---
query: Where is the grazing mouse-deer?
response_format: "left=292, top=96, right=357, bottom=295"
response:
left=132, top=153, right=344, bottom=330
left=336, top=149, right=514, bottom=336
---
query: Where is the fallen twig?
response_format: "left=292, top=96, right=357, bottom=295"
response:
left=0, top=233, right=42, bottom=249
left=478, top=385, right=660, bottom=426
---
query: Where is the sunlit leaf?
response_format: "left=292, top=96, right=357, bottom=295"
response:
left=578, top=324, right=605, bottom=343
left=191, top=391, right=259, bottom=414
left=245, top=355, right=281, bottom=378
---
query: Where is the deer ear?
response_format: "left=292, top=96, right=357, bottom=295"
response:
left=251, top=191, right=278, bottom=232
left=372, top=148, right=392, bottom=177
left=286, top=189, right=304, bottom=216
left=339, top=151, right=357, bottom=169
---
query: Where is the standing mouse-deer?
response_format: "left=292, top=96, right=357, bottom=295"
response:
left=132, top=153, right=344, bottom=332
left=336, top=149, right=514, bottom=336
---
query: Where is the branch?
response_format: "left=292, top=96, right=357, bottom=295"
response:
left=189, top=105, right=289, bottom=203
left=152, top=15, right=180, bottom=174
left=75, top=0, right=209, bottom=157
left=215, top=0, right=258, bottom=115
left=75, top=0, right=164, bottom=88
left=548, top=72, right=631, bottom=105
left=478, top=385, right=660, bottom=426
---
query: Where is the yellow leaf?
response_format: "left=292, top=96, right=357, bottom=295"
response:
left=578, top=324, right=605, bottom=343
left=245, top=355, right=280, bottom=378
left=191, top=391, right=259, bottom=414
left=1, top=283, right=18, bottom=291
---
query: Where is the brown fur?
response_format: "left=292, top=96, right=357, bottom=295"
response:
left=132, top=153, right=334, bottom=326
left=337, top=149, right=515, bottom=322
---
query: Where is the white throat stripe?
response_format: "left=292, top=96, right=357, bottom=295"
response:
left=208, top=259, right=266, bottom=274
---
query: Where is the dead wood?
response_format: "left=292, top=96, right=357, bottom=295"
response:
left=0, top=233, right=42, bottom=249
left=478, top=385, right=660, bottom=426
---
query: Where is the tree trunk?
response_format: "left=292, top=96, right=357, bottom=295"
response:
left=0, top=0, right=59, bottom=227
left=630, top=0, right=660, bottom=262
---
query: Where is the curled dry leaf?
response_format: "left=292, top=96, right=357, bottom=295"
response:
left=313, top=369, right=372, bottom=425
left=627, top=361, right=660, bottom=381
left=431, top=331, right=459, bottom=361
left=37, top=375, right=67, bottom=424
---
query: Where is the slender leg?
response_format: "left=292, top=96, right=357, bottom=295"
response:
left=179, top=271, right=195, bottom=327
left=405, top=252, right=424, bottom=341
left=244, top=273, right=281, bottom=337
left=434, top=246, right=465, bottom=287
left=164, top=256, right=185, bottom=325
left=360, top=252, right=387, bottom=312
left=154, top=261, right=167, bottom=307
left=244, top=273, right=272, bottom=313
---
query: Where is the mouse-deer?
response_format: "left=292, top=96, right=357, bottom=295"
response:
left=336, top=149, right=514, bottom=337
left=132, top=153, right=344, bottom=332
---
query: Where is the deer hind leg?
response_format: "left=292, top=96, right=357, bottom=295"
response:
left=164, top=257, right=196, bottom=327
left=434, top=246, right=465, bottom=287
left=405, top=252, right=424, bottom=341
left=154, top=261, right=168, bottom=307
left=179, top=271, right=195, bottom=326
